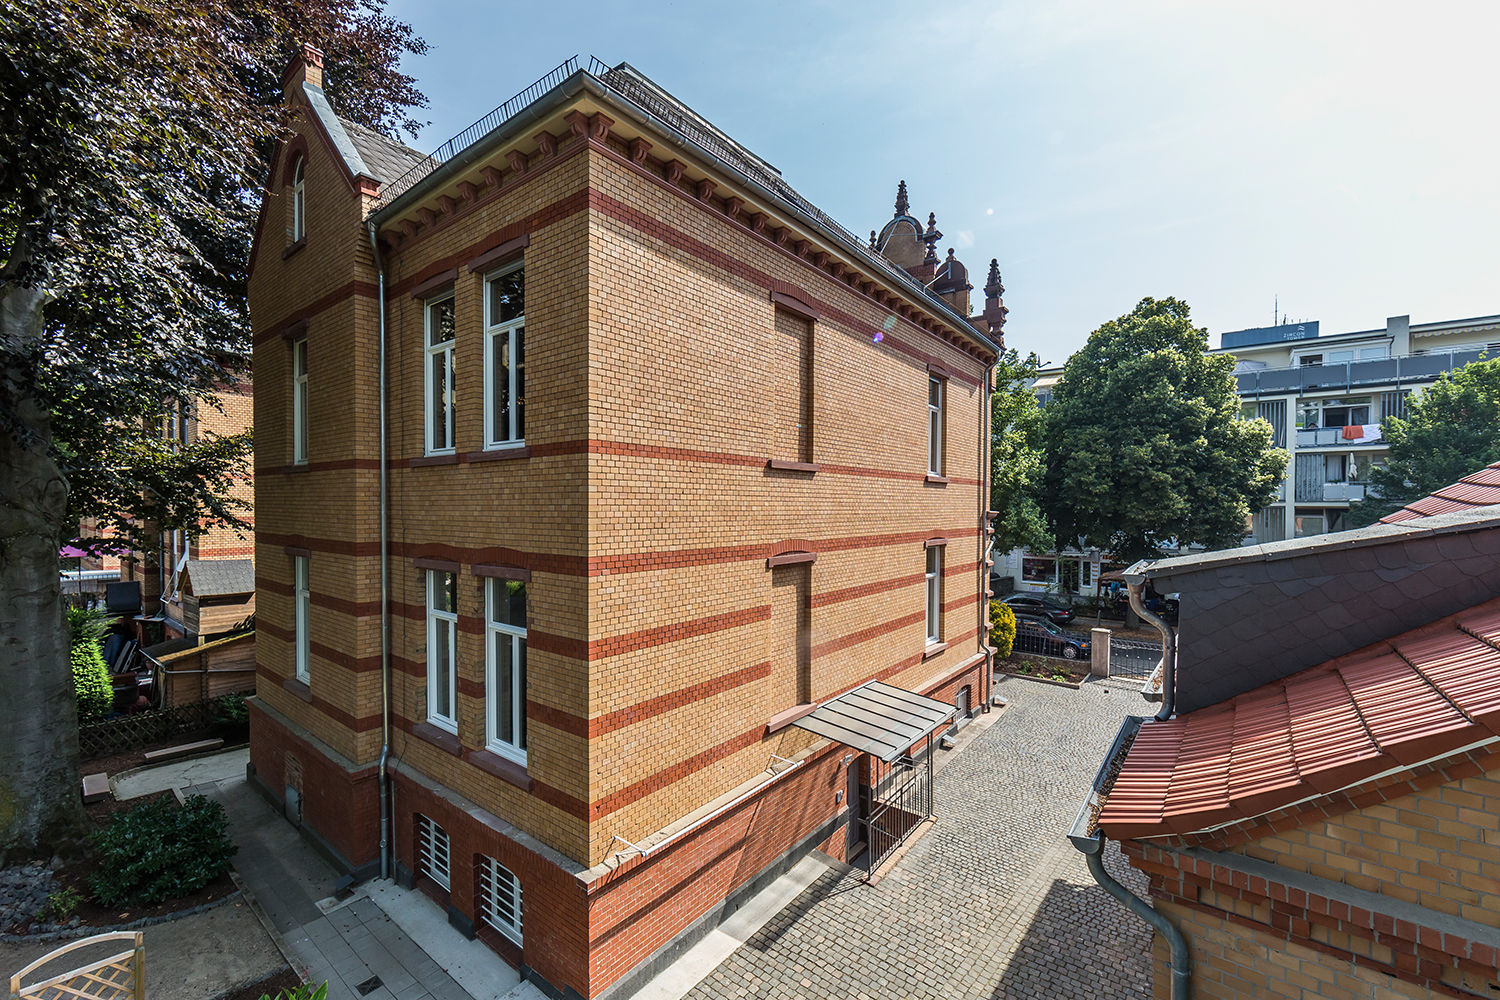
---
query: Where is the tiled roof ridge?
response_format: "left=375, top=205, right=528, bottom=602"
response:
left=1097, top=592, right=1500, bottom=840
left=1380, top=459, right=1500, bottom=524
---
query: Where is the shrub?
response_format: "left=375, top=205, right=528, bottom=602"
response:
left=214, top=693, right=248, bottom=727
left=89, top=795, right=237, bottom=907
left=71, top=641, right=113, bottom=722
left=261, top=985, right=328, bottom=1000
left=989, top=600, right=1016, bottom=659
left=39, top=886, right=83, bottom=922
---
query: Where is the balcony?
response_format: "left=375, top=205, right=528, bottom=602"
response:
left=1321, top=482, right=1367, bottom=502
left=1295, top=428, right=1386, bottom=447
left=1236, top=348, right=1489, bottom=396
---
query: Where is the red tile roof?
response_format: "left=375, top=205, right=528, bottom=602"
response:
left=1096, top=597, right=1500, bottom=840
left=1380, top=460, right=1500, bottom=523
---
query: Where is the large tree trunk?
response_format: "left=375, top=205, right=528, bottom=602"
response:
left=0, top=283, right=85, bottom=864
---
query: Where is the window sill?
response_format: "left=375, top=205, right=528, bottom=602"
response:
left=283, top=677, right=312, bottom=702
left=412, top=721, right=462, bottom=756
left=924, top=474, right=949, bottom=485
left=765, top=702, right=817, bottom=735
left=464, top=445, right=530, bottom=463
left=410, top=453, right=460, bottom=468
left=766, top=459, right=819, bottom=473
left=282, top=462, right=311, bottom=474
left=281, top=238, right=306, bottom=260
left=922, top=641, right=948, bottom=661
left=464, top=748, right=534, bottom=791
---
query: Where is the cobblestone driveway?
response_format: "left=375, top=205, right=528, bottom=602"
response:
left=685, top=676, right=1154, bottom=1000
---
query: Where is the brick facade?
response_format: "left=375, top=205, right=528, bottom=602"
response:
left=249, top=56, right=1002, bottom=999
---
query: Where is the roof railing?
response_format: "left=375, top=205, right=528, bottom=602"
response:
left=374, top=56, right=581, bottom=209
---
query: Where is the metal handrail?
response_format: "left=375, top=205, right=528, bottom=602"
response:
left=374, top=56, right=581, bottom=209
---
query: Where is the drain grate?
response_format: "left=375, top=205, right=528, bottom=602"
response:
left=355, top=976, right=383, bottom=996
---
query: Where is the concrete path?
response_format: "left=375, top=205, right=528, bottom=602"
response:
left=0, top=898, right=283, bottom=1000
left=683, top=675, right=1155, bottom=999
left=203, top=767, right=538, bottom=1000
left=112, top=746, right=251, bottom=800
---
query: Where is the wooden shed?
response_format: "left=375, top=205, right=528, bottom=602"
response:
left=166, top=558, right=255, bottom=640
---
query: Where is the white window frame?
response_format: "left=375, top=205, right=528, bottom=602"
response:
left=426, top=570, right=458, bottom=733
left=482, top=262, right=526, bottom=450
left=485, top=578, right=528, bottom=765
left=478, top=855, right=523, bottom=944
left=294, top=556, right=310, bottom=684
left=927, top=376, right=944, bottom=476
left=424, top=293, right=457, bottom=455
left=291, top=157, right=306, bottom=242
left=292, top=337, right=308, bottom=465
left=925, top=547, right=942, bottom=644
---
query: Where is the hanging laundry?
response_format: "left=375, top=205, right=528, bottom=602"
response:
left=1341, top=424, right=1364, bottom=440
left=1361, top=423, right=1383, bottom=442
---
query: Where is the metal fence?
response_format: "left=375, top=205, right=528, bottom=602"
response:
left=1104, top=637, right=1163, bottom=679
left=861, top=742, right=933, bottom=878
left=78, top=696, right=237, bottom=759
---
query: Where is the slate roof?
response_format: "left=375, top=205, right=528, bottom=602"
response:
left=184, top=558, right=254, bottom=597
left=1096, top=596, right=1500, bottom=841
left=341, top=118, right=427, bottom=185
left=1380, top=461, right=1500, bottom=524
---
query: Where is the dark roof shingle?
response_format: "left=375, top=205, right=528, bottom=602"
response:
left=340, top=118, right=427, bottom=185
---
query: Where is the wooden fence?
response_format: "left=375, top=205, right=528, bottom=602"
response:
left=8, top=931, right=143, bottom=1000
left=78, top=696, right=237, bottom=759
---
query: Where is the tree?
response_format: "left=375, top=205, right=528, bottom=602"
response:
left=1346, top=358, right=1500, bottom=526
left=990, top=348, right=1053, bottom=554
left=0, top=0, right=425, bottom=862
left=1041, top=297, right=1286, bottom=562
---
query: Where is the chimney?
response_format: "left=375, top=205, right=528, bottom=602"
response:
left=1387, top=314, right=1411, bottom=356
left=282, top=42, right=325, bottom=98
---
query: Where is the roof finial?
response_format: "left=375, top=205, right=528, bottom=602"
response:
left=894, top=180, right=909, bottom=217
left=922, top=212, right=942, bottom=265
left=870, top=229, right=878, bottom=250
left=984, top=258, right=1004, bottom=298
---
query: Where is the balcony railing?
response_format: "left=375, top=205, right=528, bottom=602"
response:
left=1236, top=348, right=1489, bottom=396
left=1295, top=428, right=1385, bottom=447
left=1322, top=482, right=1367, bottom=502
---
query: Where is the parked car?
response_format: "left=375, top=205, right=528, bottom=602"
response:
left=1000, top=593, right=1076, bottom=626
left=1014, top=615, right=1090, bottom=660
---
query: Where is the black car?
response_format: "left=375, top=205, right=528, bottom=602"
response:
left=1013, top=615, right=1090, bottom=660
left=1000, top=593, right=1076, bottom=626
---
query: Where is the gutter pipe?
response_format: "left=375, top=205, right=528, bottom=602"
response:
left=1068, top=716, right=1191, bottom=999
left=1124, top=563, right=1175, bottom=721
left=367, top=221, right=392, bottom=880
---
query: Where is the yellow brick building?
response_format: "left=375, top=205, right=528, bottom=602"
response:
left=248, top=49, right=1005, bottom=998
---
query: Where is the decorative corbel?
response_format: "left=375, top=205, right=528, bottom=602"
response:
left=793, top=239, right=809, bottom=258
left=723, top=196, right=743, bottom=220
left=629, top=137, right=652, bottom=165
left=665, top=160, right=686, bottom=186
left=458, top=180, right=480, bottom=204
left=533, top=130, right=558, bottom=158
left=506, top=150, right=528, bottom=175
left=399, top=218, right=419, bottom=240
left=696, top=178, right=716, bottom=202
left=564, top=110, right=590, bottom=140
left=417, top=207, right=436, bottom=230
left=589, top=113, right=615, bottom=141
left=813, top=251, right=829, bottom=270
left=750, top=213, right=768, bottom=235
left=436, top=194, right=456, bottom=217
left=830, top=261, right=846, bottom=279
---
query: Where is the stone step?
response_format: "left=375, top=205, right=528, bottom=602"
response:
left=82, top=772, right=111, bottom=804
left=142, top=737, right=224, bottom=764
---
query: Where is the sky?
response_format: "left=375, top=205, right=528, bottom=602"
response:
left=384, top=0, right=1500, bottom=365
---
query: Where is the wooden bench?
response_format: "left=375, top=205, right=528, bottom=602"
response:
left=142, top=738, right=223, bottom=764
left=81, top=772, right=111, bottom=804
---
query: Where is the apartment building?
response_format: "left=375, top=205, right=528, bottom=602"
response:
left=247, top=50, right=1004, bottom=999
left=1219, top=312, right=1500, bottom=543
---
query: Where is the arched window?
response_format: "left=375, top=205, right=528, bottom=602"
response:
left=290, top=157, right=306, bottom=242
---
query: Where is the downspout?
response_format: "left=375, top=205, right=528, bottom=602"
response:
left=1069, top=717, right=1191, bottom=999
left=367, top=221, right=392, bottom=880
left=979, top=361, right=995, bottom=710
left=1125, top=566, right=1175, bottom=721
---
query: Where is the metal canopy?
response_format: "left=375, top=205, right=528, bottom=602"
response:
left=794, top=681, right=956, bottom=763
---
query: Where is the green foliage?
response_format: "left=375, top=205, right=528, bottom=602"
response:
left=260, top=984, right=329, bottom=1000
left=1346, top=358, right=1500, bottom=526
left=1041, top=297, right=1287, bottom=561
left=70, top=642, right=112, bottom=723
left=214, top=693, right=249, bottom=727
left=67, top=606, right=114, bottom=647
left=990, top=349, right=1054, bottom=553
left=88, top=795, right=237, bottom=907
left=989, top=601, right=1016, bottom=659
left=39, top=886, right=83, bottom=922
